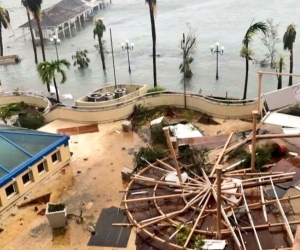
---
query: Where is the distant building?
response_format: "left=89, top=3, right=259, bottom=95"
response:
left=0, top=125, right=70, bottom=212
left=19, top=0, right=108, bottom=40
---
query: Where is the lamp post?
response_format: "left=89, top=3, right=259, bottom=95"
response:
left=50, top=35, right=61, bottom=60
left=181, top=33, right=187, bottom=109
left=210, top=42, right=225, bottom=80
left=121, top=40, right=134, bottom=74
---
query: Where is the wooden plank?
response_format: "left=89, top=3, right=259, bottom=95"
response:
left=293, top=226, right=300, bottom=250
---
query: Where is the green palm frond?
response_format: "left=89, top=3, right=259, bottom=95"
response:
left=243, top=21, right=267, bottom=46
left=283, top=24, right=296, bottom=51
left=37, top=59, right=70, bottom=85
left=0, top=6, right=10, bottom=29
left=93, top=19, right=106, bottom=39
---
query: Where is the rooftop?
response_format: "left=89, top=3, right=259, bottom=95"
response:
left=19, top=0, right=97, bottom=29
left=0, top=125, right=69, bottom=187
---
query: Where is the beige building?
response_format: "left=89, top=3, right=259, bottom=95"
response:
left=0, top=125, right=70, bottom=211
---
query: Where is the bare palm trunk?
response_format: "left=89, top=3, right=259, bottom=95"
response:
left=27, top=10, right=38, bottom=64
left=149, top=3, right=157, bottom=87
left=53, top=77, right=60, bottom=103
left=278, top=58, right=283, bottom=90
left=243, top=57, right=249, bottom=100
left=0, top=26, right=3, bottom=56
left=98, top=36, right=106, bottom=70
left=35, top=14, right=49, bottom=92
left=289, top=48, right=293, bottom=86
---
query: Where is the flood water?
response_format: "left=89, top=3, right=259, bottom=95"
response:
left=1, top=0, right=300, bottom=100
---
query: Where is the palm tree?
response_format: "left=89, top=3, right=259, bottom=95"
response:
left=93, top=19, right=106, bottom=70
left=145, top=0, right=157, bottom=87
left=26, top=0, right=46, bottom=62
left=0, top=6, right=10, bottom=56
left=283, top=24, right=296, bottom=86
left=240, top=21, right=267, bottom=100
left=37, top=59, right=70, bottom=103
left=21, top=0, right=38, bottom=64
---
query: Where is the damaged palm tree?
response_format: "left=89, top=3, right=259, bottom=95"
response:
left=0, top=6, right=10, bottom=56
left=179, top=26, right=196, bottom=78
left=93, top=18, right=106, bottom=70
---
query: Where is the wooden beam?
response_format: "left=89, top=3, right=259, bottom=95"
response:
left=216, top=166, right=222, bottom=239
left=251, top=110, right=259, bottom=172
left=256, top=134, right=300, bottom=139
left=163, top=127, right=183, bottom=184
left=270, top=177, right=294, bottom=244
left=210, top=132, right=233, bottom=176
left=259, top=178, right=267, bottom=222
left=240, top=184, right=262, bottom=250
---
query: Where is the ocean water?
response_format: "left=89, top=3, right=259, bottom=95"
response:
left=0, top=0, right=299, bottom=100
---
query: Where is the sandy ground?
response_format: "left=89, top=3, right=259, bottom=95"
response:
left=0, top=116, right=300, bottom=250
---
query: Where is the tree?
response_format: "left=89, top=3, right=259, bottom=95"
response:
left=283, top=24, right=296, bottom=86
left=179, top=28, right=196, bottom=78
left=21, top=0, right=38, bottom=64
left=240, top=21, right=267, bottom=100
left=72, top=49, right=90, bottom=68
left=93, top=18, right=106, bottom=70
left=26, top=0, right=49, bottom=91
left=37, top=59, right=70, bottom=103
left=145, top=0, right=157, bottom=87
left=276, top=54, right=286, bottom=90
left=260, top=19, right=280, bottom=68
left=0, top=6, right=10, bottom=56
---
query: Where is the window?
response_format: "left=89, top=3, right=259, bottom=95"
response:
left=37, top=162, right=46, bottom=174
left=51, top=152, right=59, bottom=163
left=5, top=184, right=16, bottom=198
left=22, top=172, right=31, bottom=185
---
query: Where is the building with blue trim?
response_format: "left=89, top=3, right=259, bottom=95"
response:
left=0, top=125, right=70, bottom=211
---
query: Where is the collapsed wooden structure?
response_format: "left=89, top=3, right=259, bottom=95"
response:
left=122, top=110, right=300, bottom=249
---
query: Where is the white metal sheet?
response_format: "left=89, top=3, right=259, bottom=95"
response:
left=169, top=123, right=203, bottom=139
left=202, top=240, right=227, bottom=250
left=263, top=83, right=300, bottom=111
left=282, top=127, right=300, bottom=135
left=165, top=171, right=188, bottom=183
left=263, top=112, right=300, bottom=129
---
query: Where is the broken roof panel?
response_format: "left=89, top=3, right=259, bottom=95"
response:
left=263, top=83, right=300, bottom=111
left=263, top=112, right=300, bottom=129
left=169, top=123, right=203, bottom=139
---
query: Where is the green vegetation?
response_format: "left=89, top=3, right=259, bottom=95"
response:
left=179, top=147, right=208, bottom=175
left=18, top=111, right=44, bottom=129
left=283, top=24, right=296, bottom=86
left=72, top=49, right=90, bottom=68
left=131, top=104, right=164, bottom=127
left=21, top=0, right=38, bottom=64
left=93, top=18, right=106, bottom=70
left=175, top=225, right=205, bottom=248
left=48, top=203, right=65, bottom=213
left=240, top=21, right=267, bottom=100
left=0, top=102, right=45, bottom=129
left=240, top=144, right=273, bottom=171
left=147, top=86, right=165, bottom=93
left=180, top=25, right=196, bottom=78
left=37, top=59, right=71, bottom=103
left=0, top=5, right=10, bottom=56
left=134, top=146, right=167, bottom=169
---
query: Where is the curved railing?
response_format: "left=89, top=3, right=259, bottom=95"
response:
left=45, top=91, right=258, bottom=123
left=0, top=91, right=52, bottom=114
left=0, top=90, right=258, bottom=123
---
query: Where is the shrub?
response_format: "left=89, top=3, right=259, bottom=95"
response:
left=48, top=203, right=65, bottom=213
left=18, top=111, right=45, bottom=129
left=147, top=86, right=165, bottom=93
left=134, top=146, right=167, bottom=169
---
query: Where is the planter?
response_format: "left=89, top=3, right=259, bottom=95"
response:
left=45, top=203, right=67, bottom=229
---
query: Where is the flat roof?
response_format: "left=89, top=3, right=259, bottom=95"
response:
left=0, top=125, right=69, bottom=187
